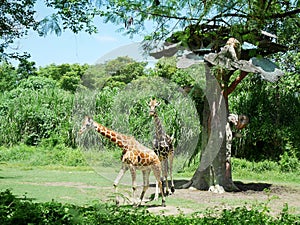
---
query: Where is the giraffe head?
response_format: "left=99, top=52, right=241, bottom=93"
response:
left=236, top=114, right=249, bottom=130
left=228, top=114, right=249, bottom=130
left=149, top=98, right=160, bottom=116
left=78, top=116, right=95, bottom=135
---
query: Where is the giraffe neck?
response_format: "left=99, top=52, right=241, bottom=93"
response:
left=92, top=120, right=128, bottom=149
left=153, top=113, right=167, bottom=139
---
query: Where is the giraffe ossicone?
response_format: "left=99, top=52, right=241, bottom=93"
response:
left=78, top=116, right=166, bottom=207
left=149, top=98, right=175, bottom=197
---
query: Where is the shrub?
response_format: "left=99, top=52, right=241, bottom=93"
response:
left=229, top=72, right=300, bottom=161
left=279, top=142, right=300, bottom=173
left=231, top=158, right=278, bottom=173
left=0, top=77, right=74, bottom=146
left=0, top=190, right=299, bottom=225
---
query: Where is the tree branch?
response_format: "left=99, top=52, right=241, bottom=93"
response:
left=267, top=8, right=300, bottom=19
left=139, top=7, right=300, bottom=25
left=224, top=71, right=248, bottom=97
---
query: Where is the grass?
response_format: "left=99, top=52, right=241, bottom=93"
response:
left=178, top=157, right=300, bottom=186
left=233, top=169, right=300, bottom=186
left=0, top=165, right=112, bottom=205
left=231, top=158, right=300, bottom=187
left=0, top=145, right=300, bottom=217
left=1, top=161, right=299, bottom=216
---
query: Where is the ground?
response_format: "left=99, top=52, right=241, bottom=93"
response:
left=19, top=179, right=300, bottom=216
left=143, top=180, right=300, bottom=216
left=1, top=167, right=299, bottom=217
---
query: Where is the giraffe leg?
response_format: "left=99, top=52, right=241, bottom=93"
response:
left=113, top=164, right=128, bottom=205
left=138, top=169, right=150, bottom=206
left=169, top=153, right=175, bottom=193
left=154, top=180, right=159, bottom=200
left=152, top=165, right=166, bottom=207
left=155, top=159, right=169, bottom=199
left=162, top=159, right=170, bottom=195
left=154, top=161, right=164, bottom=200
left=129, top=165, right=138, bottom=206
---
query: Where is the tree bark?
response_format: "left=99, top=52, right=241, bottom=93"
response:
left=184, top=63, right=239, bottom=192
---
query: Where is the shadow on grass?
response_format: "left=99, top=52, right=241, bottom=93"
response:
left=0, top=175, right=23, bottom=179
left=234, top=181, right=272, bottom=191
left=151, top=179, right=272, bottom=192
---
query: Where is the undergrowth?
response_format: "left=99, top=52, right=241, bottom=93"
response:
left=0, top=189, right=298, bottom=225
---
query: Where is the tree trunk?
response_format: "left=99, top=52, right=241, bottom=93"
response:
left=184, top=63, right=239, bottom=192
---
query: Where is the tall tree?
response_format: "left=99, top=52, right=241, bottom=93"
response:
left=95, top=0, right=299, bottom=191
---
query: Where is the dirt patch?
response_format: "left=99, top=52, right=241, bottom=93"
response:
left=145, top=180, right=300, bottom=216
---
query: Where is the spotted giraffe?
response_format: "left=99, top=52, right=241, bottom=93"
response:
left=149, top=98, right=175, bottom=197
left=79, top=116, right=166, bottom=206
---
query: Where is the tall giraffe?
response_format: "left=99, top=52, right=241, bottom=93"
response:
left=149, top=98, right=175, bottom=197
left=78, top=116, right=166, bottom=207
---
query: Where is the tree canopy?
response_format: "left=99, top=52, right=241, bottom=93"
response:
left=1, top=1, right=299, bottom=61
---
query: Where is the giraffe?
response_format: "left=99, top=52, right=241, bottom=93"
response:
left=78, top=116, right=166, bottom=207
left=225, top=114, right=249, bottom=186
left=149, top=98, right=175, bottom=197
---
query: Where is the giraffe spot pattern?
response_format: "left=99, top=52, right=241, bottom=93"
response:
left=117, top=141, right=123, bottom=147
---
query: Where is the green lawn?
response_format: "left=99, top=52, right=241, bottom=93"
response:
left=0, top=163, right=167, bottom=205
left=0, top=165, right=112, bottom=205
left=1, top=162, right=300, bottom=217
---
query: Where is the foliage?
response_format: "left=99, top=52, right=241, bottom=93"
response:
left=150, top=57, right=196, bottom=87
left=0, top=62, right=18, bottom=92
left=0, top=53, right=299, bottom=165
left=0, top=76, right=74, bottom=146
left=104, top=57, right=148, bottom=87
left=38, top=63, right=89, bottom=92
left=229, top=69, right=300, bottom=161
left=0, top=1, right=36, bottom=60
left=81, top=64, right=107, bottom=90
left=40, top=0, right=100, bottom=35
left=2, top=1, right=299, bottom=62
left=279, top=142, right=300, bottom=173
left=0, top=189, right=298, bottom=225
left=1, top=55, right=298, bottom=163
left=99, top=1, right=299, bottom=53
left=0, top=60, right=38, bottom=92
left=16, top=59, right=38, bottom=79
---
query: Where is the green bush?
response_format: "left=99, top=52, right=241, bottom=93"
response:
left=37, top=63, right=89, bottom=92
left=0, top=189, right=298, bottom=225
left=17, top=76, right=58, bottom=90
left=0, top=76, right=74, bottom=146
left=231, top=158, right=278, bottom=173
left=229, top=72, right=300, bottom=161
left=279, top=142, right=300, bottom=173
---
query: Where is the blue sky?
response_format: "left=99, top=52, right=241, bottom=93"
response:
left=17, top=26, right=142, bottom=67
left=15, top=2, right=144, bottom=67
